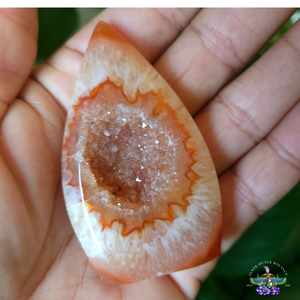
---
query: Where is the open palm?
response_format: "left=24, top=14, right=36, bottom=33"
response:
left=1, top=8, right=299, bottom=300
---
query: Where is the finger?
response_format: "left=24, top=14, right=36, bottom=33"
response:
left=220, top=99, right=300, bottom=252
left=174, top=19, right=300, bottom=289
left=120, top=276, right=186, bottom=300
left=0, top=8, right=38, bottom=119
left=0, top=97, right=62, bottom=299
left=195, top=18, right=300, bottom=175
left=154, top=8, right=295, bottom=116
left=170, top=258, right=218, bottom=300
left=32, top=8, right=200, bottom=111
left=67, top=8, right=200, bottom=63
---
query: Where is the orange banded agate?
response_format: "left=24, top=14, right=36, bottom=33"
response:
left=62, top=21, right=221, bottom=283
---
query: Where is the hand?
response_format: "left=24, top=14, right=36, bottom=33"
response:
left=1, top=8, right=299, bottom=300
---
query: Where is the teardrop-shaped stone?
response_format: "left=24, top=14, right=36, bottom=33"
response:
left=62, top=21, right=221, bottom=284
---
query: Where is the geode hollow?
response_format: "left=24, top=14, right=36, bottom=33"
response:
left=62, top=21, right=222, bottom=284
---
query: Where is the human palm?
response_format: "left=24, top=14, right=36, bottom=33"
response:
left=1, top=8, right=299, bottom=300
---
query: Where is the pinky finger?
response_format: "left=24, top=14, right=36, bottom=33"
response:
left=220, top=100, right=300, bottom=252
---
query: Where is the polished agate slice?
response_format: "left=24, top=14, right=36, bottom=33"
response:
left=62, top=21, right=221, bottom=284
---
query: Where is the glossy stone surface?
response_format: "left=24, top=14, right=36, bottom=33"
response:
left=62, top=21, right=222, bottom=284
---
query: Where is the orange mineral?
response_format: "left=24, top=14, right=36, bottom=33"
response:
left=62, top=21, right=222, bottom=284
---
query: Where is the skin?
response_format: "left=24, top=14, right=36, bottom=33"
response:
left=0, top=7, right=299, bottom=300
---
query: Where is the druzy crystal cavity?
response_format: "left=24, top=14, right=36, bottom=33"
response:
left=62, top=21, right=222, bottom=283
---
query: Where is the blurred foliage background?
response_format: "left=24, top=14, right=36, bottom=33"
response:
left=36, top=8, right=300, bottom=299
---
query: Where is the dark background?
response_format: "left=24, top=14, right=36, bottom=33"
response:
left=36, top=8, right=300, bottom=299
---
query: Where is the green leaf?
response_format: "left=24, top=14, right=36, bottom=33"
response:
left=36, top=8, right=79, bottom=65
left=196, top=275, right=236, bottom=300
left=272, top=211, right=300, bottom=266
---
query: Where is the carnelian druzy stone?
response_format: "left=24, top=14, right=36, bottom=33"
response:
left=62, top=21, right=222, bottom=284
